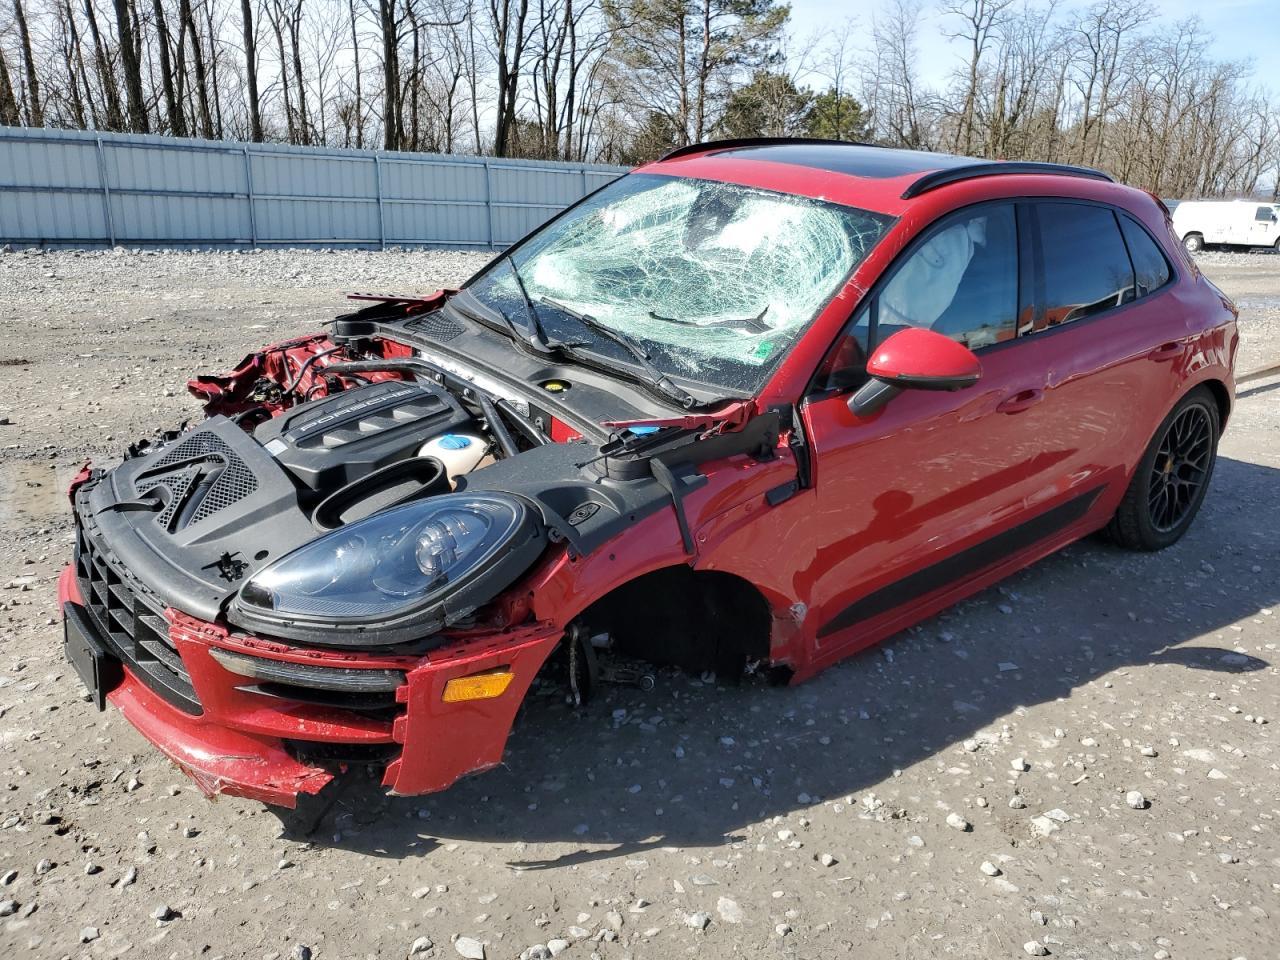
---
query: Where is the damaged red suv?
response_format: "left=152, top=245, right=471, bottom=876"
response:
left=60, top=139, right=1238, bottom=806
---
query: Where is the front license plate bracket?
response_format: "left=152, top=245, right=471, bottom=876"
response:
left=63, top=603, right=123, bottom=711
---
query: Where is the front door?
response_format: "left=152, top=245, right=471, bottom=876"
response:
left=797, top=202, right=1067, bottom=661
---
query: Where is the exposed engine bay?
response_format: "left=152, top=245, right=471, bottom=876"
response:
left=72, top=320, right=785, bottom=657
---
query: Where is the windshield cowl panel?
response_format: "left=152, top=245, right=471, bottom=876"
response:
left=465, top=174, right=892, bottom=400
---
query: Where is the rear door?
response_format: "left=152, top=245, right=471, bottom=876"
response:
left=1016, top=201, right=1184, bottom=493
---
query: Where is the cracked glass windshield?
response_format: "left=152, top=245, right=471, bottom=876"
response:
left=465, top=173, right=893, bottom=397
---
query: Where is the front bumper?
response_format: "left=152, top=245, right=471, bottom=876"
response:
left=58, top=565, right=560, bottom=806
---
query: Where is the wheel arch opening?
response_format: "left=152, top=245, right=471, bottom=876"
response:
left=1199, top=378, right=1231, bottom=430
left=575, top=565, right=773, bottom=679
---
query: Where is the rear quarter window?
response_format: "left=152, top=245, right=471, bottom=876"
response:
left=1118, top=216, right=1172, bottom=297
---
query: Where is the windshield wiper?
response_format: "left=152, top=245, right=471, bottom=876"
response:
left=648, top=305, right=771, bottom=335
left=454, top=259, right=578, bottom=357
left=502, top=254, right=555, bottom=351
left=539, top=296, right=697, bottom=409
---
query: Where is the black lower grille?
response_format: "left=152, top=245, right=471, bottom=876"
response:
left=207, top=647, right=404, bottom=718
left=74, top=503, right=202, bottom=715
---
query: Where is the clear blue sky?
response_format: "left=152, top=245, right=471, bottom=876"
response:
left=787, top=0, right=1280, bottom=94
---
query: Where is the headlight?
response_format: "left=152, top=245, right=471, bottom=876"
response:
left=230, top=493, right=544, bottom=646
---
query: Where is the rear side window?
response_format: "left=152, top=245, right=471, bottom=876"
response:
left=1033, top=203, right=1133, bottom=329
left=1118, top=216, right=1172, bottom=297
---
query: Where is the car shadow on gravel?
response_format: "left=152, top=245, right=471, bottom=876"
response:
left=273, top=455, right=1274, bottom=866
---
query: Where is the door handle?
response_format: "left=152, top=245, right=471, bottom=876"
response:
left=1147, top=341, right=1183, bottom=362
left=996, top=388, right=1044, bottom=414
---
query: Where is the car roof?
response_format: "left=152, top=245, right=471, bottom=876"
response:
left=640, top=138, right=1118, bottom=216
left=685, top=141, right=976, bottom=179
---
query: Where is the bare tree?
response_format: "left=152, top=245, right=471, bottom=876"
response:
left=240, top=0, right=264, bottom=139
left=0, top=47, right=20, bottom=124
left=12, top=0, right=43, bottom=125
left=111, top=0, right=150, bottom=130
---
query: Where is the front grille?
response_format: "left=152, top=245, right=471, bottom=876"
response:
left=74, top=505, right=202, bottom=715
left=404, top=310, right=464, bottom=342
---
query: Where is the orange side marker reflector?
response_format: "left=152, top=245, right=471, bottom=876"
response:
left=442, top=668, right=514, bottom=703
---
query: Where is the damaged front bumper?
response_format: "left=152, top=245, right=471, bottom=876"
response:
left=58, top=565, right=560, bottom=807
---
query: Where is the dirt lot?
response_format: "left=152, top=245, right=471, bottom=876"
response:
left=0, top=247, right=1277, bottom=960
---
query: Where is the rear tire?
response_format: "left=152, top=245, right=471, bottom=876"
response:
left=1182, top=233, right=1204, bottom=254
left=1106, top=388, right=1219, bottom=551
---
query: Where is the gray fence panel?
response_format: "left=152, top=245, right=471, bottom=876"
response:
left=0, top=127, right=626, bottom=249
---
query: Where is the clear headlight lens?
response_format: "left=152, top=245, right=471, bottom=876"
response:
left=238, top=494, right=530, bottom=623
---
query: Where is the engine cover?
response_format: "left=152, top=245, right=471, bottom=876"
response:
left=254, top=380, right=471, bottom=493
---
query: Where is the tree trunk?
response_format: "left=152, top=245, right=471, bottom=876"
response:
left=65, top=0, right=95, bottom=127
left=240, top=0, right=263, bottom=140
left=287, top=0, right=309, bottom=143
left=0, top=48, right=19, bottom=125
left=380, top=0, right=399, bottom=149
left=112, top=0, right=150, bottom=131
left=179, top=0, right=215, bottom=138
left=492, top=0, right=530, bottom=156
left=58, top=2, right=89, bottom=127
left=269, top=0, right=296, bottom=141
left=694, top=0, right=709, bottom=141
left=12, top=0, right=43, bottom=126
left=348, top=0, right=362, bottom=147
left=152, top=0, right=186, bottom=135
left=84, top=0, right=124, bottom=128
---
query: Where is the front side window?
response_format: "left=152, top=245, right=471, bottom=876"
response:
left=877, top=204, right=1019, bottom=349
left=1034, top=203, right=1134, bottom=329
left=465, top=174, right=892, bottom=396
left=1255, top=206, right=1275, bottom=222
left=817, top=204, right=1017, bottom=391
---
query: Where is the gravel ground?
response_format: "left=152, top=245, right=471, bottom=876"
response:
left=0, top=247, right=1278, bottom=960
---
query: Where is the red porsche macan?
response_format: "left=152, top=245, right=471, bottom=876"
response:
left=60, top=139, right=1238, bottom=806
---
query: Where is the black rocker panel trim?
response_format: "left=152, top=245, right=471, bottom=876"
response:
left=818, top=485, right=1103, bottom=639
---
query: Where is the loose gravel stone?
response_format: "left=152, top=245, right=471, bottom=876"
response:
left=716, top=897, right=744, bottom=924
left=946, top=812, right=971, bottom=831
left=454, top=936, right=485, bottom=960
left=1126, top=790, right=1147, bottom=809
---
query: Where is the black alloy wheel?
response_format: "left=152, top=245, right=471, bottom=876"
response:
left=1106, top=387, right=1220, bottom=551
left=1147, top=402, right=1214, bottom=533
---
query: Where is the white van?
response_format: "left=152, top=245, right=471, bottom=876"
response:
left=1171, top=199, right=1280, bottom=253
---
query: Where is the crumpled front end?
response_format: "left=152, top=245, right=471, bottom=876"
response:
left=59, top=564, right=560, bottom=806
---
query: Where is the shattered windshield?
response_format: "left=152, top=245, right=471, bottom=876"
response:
left=465, top=174, right=892, bottom=397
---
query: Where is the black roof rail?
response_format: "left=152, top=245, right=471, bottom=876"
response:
left=659, top=137, right=882, bottom=162
left=901, top=161, right=1114, bottom=199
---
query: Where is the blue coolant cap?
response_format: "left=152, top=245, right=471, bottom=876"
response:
left=629, top=425, right=661, bottom=436
left=438, top=434, right=473, bottom=449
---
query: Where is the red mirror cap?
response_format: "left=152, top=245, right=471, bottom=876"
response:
left=866, top=327, right=982, bottom=390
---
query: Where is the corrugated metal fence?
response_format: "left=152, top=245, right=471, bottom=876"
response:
left=0, top=127, right=626, bottom=250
